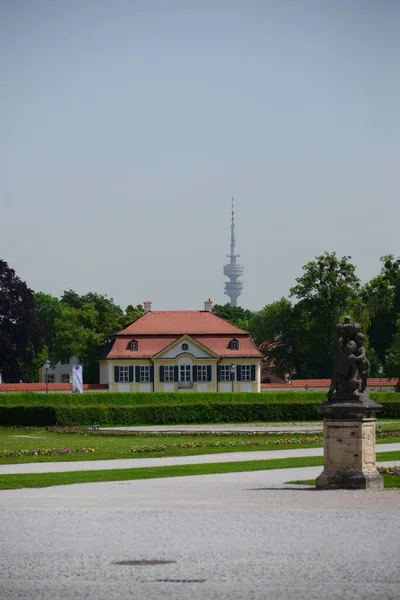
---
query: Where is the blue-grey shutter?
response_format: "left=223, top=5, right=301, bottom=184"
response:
left=150, top=365, right=154, bottom=382
left=114, top=366, right=119, bottom=382
left=192, top=366, right=197, bottom=382
left=129, top=366, right=134, bottom=382
left=174, top=366, right=179, bottom=381
left=251, top=365, right=256, bottom=381
left=217, top=366, right=221, bottom=381
left=159, top=366, right=164, bottom=382
left=135, top=366, right=140, bottom=382
left=207, top=365, right=212, bottom=381
left=236, top=365, right=242, bottom=381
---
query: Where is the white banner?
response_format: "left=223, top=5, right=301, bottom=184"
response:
left=72, top=365, right=83, bottom=394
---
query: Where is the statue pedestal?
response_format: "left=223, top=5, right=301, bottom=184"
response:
left=316, top=394, right=384, bottom=490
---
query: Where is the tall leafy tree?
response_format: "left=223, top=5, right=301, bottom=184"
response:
left=362, top=255, right=400, bottom=366
left=0, top=260, right=44, bottom=382
left=289, top=252, right=361, bottom=377
left=251, top=298, right=299, bottom=379
left=59, top=291, right=126, bottom=382
left=213, top=303, right=254, bottom=330
left=385, top=318, right=400, bottom=381
left=123, top=304, right=144, bottom=328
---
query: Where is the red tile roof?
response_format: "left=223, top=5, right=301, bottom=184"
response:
left=193, top=335, right=262, bottom=358
left=118, top=311, right=248, bottom=335
left=106, top=334, right=262, bottom=359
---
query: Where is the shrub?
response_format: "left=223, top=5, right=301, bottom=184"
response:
left=1, top=391, right=399, bottom=406
left=1, top=399, right=400, bottom=427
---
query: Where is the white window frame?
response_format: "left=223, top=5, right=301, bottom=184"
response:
left=241, top=365, right=251, bottom=381
left=197, top=365, right=207, bottom=382
left=130, top=340, right=138, bottom=351
left=46, top=373, right=55, bottom=383
left=220, top=365, right=231, bottom=382
left=140, top=366, right=150, bottom=382
left=230, top=339, right=239, bottom=350
left=180, top=365, right=191, bottom=382
left=164, top=366, right=174, bottom=382
left=61, top=373, right=71, bottom=383
left=119, top=366, right=129, bottom=383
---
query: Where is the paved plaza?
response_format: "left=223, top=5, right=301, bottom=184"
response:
left=1, top=465, right=399, bottom=600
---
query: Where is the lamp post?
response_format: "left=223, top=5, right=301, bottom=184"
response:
left=378, top=366, right=383, bottom=392
left=230, top=364, right=236, bottom=393
left=44, top=359, right=50, bottom=394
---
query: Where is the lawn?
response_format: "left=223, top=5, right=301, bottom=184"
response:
left=1, top=451, right=399, bottom=490
left=0, top=426, right=399, bottom=464
left=0, top=428, right=325, bottom=463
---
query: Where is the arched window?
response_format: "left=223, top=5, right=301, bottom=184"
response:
left=230, top=339, right=239, bottom=350
left=130, top=340, right=138, bottom=351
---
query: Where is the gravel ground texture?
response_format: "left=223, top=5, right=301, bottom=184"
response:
left=0, top=466, right=399, bottom=600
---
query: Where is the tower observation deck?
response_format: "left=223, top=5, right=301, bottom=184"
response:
left=223, top=198, right=243, bottom=306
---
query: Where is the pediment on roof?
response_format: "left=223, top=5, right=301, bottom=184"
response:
left=152, top=335, right=219, bottom=360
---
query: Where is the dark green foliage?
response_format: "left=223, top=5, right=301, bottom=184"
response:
left=0, top=260, right=45, bottom=382
left=1, top=392, right=399, bottom=426
left=0, top=391, right=327, bottom=406
left=212, top=303, right=254, bottom=330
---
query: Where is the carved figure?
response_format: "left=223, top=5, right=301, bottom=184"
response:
left=354, top=333, right=370, bottom=393
left=328, top=316, right=368, bottom=400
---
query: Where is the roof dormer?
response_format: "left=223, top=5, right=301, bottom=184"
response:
left=230, top=339, right=239, bottom=350
left=129, top=340, right=138, bottom=351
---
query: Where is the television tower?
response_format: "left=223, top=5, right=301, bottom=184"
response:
left=223, top=198, right=243, bottom=306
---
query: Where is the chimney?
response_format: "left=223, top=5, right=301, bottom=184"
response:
left=143, top=300, right=152, bottom=314
left=204, top=298, right=213, bottom=312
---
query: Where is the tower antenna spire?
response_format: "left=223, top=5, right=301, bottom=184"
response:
left=223, top=197, right=243, bottom=306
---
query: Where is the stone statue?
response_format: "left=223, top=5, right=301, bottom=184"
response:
left=317, top=316, right=383, bottom=490
left=328, top=316, right=370, bottom=400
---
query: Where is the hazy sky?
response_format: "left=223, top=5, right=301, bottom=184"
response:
left=1, top=0, right=399, bottom=312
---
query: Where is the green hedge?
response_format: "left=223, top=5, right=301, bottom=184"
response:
left=1, top=391, right=399, bottom=406
left=1, top=400, right=400, bottom=427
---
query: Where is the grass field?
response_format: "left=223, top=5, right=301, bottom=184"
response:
left=1, top=426, right=400, bottom=464
left=0, top=450, right=399, bottom=490
left=0, top=428, right=325, bottom=463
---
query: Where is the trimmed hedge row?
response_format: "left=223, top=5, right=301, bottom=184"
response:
left=1, top=400, right=400, bottom=427
left=0, top=391, right=399, bottom=406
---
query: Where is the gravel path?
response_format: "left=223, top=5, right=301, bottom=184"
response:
left=104, top=423, right=325, bottom=433
left=0, top=466, right=399, bottom=600
left=102, top=421, right=396, bottom=433
left=1, top=443, right=399, bottom=475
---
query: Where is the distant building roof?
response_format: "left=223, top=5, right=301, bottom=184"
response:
left=118, top=311, right=248, bottom=336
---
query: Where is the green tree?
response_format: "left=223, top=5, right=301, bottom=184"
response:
left=0, top=260, right=44, bottom=382
left=60, top=292, right=126, bottom=382
left=289, top=252, right=361, bottom=377
left=123, top=304, right=144, bottom=328
left=250, top=298, right=298, bottom=379
left=385, top=318, right=400, bottom=380
left=362, top=255, right=400, bottom=366
left=213, top=303, right=254, bottom=330
left=35, top=291, right=132, bottom=383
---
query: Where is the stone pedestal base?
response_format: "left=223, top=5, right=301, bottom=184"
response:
left=316, top=396, right=383, bottom=490
left=316, top=469, right=383, bottom=490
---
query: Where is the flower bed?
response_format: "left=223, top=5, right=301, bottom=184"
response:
left=0, top=447, right=95, bottom=458
left=129, top=436, right=323, bottom=454
left=378, top=466, right=399, bottom=476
